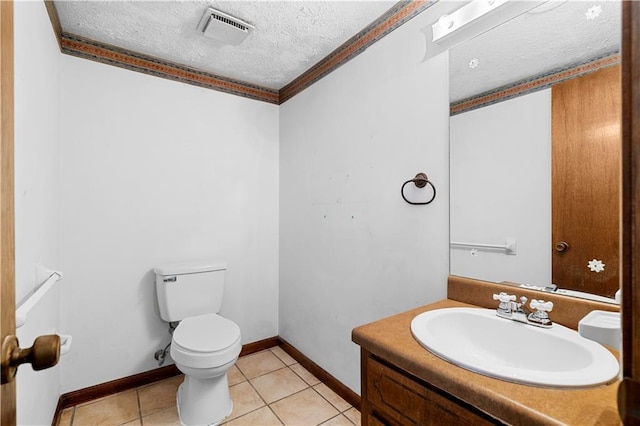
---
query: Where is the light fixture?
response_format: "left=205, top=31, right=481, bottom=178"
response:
left=432, top=0, right=510, bottom=43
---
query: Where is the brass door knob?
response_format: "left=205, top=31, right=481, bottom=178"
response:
left=1, top=334, right=60, bottom=384
left=555, top=241, right=570, bottom=252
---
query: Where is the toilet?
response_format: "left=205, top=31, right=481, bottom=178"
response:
left=154, top=261, right=241, bottom=426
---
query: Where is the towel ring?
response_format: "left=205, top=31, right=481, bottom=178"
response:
left=401, top=173, right=436, bottom=205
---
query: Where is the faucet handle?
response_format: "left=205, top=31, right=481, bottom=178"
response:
left=530, top=299, right=553, bottom=312
left=493, top=292, right=516, bottom=303
left=493, top=292, right=516, bottom=316
left=528, top=299, right=553, bottom=328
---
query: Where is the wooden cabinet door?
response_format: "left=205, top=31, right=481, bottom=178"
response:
left=552, top=65, right=621, bottom=298
left=364, top=355, right=498, bottom=425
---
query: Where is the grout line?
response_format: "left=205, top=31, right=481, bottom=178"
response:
left=267, top=405, right=285, bottom=426
left=265, top=385, right=310, bottom=406
left=135, top=387, right=143, bottom=426
left=312, top=382, right=348, bottom=413
left=69, top=406, right=75, bottom=426
left=269, top=346, right=296, bottom=366
left=221, top=371, right=272, bottom=423
left=238, top=364, right=289, bottom=381
left=308, top=385, right=343, bottom=417
left=321, top=413, right=344, bottom=425
left=344, top=408, right=359, bottom=426
left=289, top=363, right=321, bottom=387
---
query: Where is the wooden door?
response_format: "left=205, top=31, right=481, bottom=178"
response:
left=619, top=1, right=640, bottom=422
left=551, top=65, right=621, bottom=298
left=0, top=1, right=15, bottom=424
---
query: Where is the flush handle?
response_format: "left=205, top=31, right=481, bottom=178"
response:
left=1, top=334, right=60, bottom=384
left=555, top=241, right=569, bottom=252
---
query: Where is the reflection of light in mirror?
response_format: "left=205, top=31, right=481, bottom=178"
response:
left=600, top=122, right=620, bottom=138
left=585, top=5, right=603, bottom=20
left=432, top=0, right=510, bottom=42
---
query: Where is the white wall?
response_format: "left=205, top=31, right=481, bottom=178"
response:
left=14, top=1, right=62, bottom=424
left=279, top=9, right=450, bottom=393
left=59, top=57, right=279, bottom=392
left=450, top=90, right=551, bottom=286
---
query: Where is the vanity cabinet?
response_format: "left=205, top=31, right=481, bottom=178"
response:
left=360, top=350, right=501, bottom=426
left=353, top=293, right=621, bottom=425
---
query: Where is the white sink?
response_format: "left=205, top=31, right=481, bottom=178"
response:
left=410, top=307, right=619, bottom=387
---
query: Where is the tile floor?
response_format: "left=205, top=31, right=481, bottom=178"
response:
left=57, top=347, right=360, bottom=426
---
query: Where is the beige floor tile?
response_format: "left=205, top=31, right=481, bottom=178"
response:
left=313, top=383, right=351, bottom=412
left=250, top=367, right=308, bottom=404
left=236, top=350, right=286, bottom=379
left=270, top=388, right=339, bottom=425
left=320, top=414, right=356, bottom=426
left=225, top=381, right=266, bottom=421
left=343, top=407, right=361, bottom=425
left=223, top=406, right=283, bottom=425
left=57, top=407, right=74, bottom=426
left=122, top=419, right=142, bottom=426
left=72, top=390, right=139, bottom=426
left=270, top=346, right=297, bottom=366
left=290, top=363, right=321, bottom=386
left=141, top=406, right=180, bottom=425
left=138, top=375, right=183, bottom=416
left=228, top=364, right=246, bottom=386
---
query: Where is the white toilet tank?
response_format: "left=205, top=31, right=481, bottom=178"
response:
left=154, top=261, right=227, bottom=322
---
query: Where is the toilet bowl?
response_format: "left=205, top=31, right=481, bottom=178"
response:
left=170, top=313, right=242, bottom=425
left=154, top=261, right=241, bottom=426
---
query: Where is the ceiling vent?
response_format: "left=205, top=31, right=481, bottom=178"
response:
left=197, top=7, right=254, bottom=46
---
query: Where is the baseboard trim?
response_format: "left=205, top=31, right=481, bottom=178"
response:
left=58, top=363, right=181, bottom=409
left=278, top=337, right=361, bottom=410
left=239, top=336, right=279, bottom=357
left=52, top=335, right=279, bottom=420
left=51, top=335, right=360, bottom=424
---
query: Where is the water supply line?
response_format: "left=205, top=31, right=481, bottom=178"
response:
left=154, top=321, right=178, bottom=366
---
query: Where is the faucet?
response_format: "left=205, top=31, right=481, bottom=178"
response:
left=492, top=292, right=553, bottom=328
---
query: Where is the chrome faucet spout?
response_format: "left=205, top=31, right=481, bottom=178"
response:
left=492, top=293, right=553, bottom=328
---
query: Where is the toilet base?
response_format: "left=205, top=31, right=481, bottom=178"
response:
left=176, top=373, right=233, bottom=426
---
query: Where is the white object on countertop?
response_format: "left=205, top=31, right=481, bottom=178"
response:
left=579, top=310, right=621, bottom=351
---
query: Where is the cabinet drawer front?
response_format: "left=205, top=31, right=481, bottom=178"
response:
left=366, top=357, right=496, bottom=425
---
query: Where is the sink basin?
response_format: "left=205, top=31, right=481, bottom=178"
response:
left=410, top=307, right=619, bottom=387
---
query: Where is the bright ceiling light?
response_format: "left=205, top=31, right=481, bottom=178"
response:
left=432, top=0, right=510, bottom=43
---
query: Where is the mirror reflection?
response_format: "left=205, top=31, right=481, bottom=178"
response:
left=449, top=0, right=621, bottom=302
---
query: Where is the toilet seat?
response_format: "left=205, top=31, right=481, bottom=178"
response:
left=171, top=313, right=241, bottom=369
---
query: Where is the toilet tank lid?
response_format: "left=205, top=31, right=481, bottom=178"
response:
left=154, top=261, right=227, bottom=276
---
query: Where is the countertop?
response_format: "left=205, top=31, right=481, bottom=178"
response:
left=352, top=299, right=621, bottom=426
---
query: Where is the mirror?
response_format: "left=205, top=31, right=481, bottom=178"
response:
left=449, top=0, right=621, bottom=303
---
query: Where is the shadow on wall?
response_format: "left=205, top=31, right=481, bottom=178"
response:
left=138, top=269, right=175, bottom=369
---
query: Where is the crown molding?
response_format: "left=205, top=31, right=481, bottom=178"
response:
left=451, top=52, right=621, bottom=115
left=43, top=0, right=434, bottom=105
left=60, top=33, right=280, bottom=104
left=279, top=0, right=434, bottom=103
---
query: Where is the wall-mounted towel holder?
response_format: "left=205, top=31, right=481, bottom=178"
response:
left=450, top=238, right=518, bottom=255
left=401, top=172, right=436, bottom=205
left=16, top=266, right=63, bottom=329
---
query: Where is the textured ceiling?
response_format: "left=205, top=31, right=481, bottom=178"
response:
left=54, top=0, right=397, bottom=90
left=449, top=0, right=621, bottom=102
